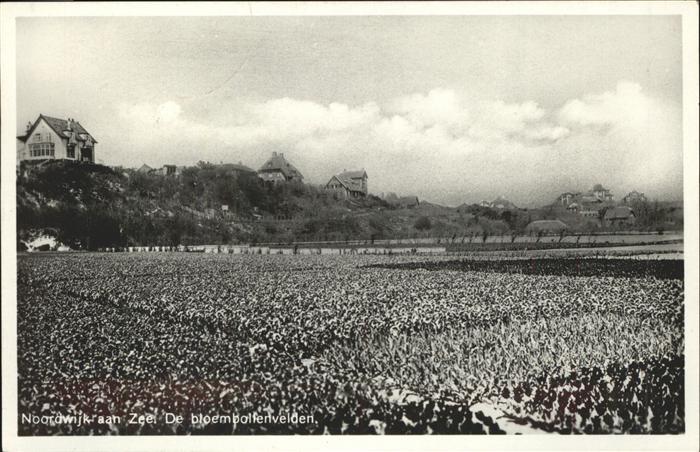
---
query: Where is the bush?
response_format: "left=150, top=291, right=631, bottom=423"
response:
left=414, top=216, right=432, bottom=231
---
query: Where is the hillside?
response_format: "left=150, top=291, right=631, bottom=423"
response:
left=16, top=161, right=485, bottom=249
left=16, top=161, right=683, bottom=250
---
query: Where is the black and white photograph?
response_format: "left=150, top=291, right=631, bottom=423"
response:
left=1, top=2, right=698, bottom=451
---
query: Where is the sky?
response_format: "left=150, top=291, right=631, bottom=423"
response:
left=16, top=16, right=683, bottom=207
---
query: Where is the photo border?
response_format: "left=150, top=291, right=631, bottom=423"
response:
left=2, top=2, right=698, bottom=451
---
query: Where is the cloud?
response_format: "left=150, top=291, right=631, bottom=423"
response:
left=111, top=82, right=681, bottom=206
left=558, top=81, right=650, bottom=127
left=553, top=81, right=682, bottom=200
left=387, top=88, right=469, bottom=131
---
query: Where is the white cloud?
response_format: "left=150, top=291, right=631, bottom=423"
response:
left=558, top=81, right=650, bottom=127
left=523, top=125, right=570, bottom=142
left=156, top=101, right=182, bottom=124
left=387, top=88, right=469, bottom=131
left=553, top=82, right=682, bottom=200
left=111, top=81, right=681, bottom=205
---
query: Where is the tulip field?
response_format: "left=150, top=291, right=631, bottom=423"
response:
left=17, top=252, right=684, bottom=435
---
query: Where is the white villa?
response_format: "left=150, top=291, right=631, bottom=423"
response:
left=17, top=114, right=97, bottom=164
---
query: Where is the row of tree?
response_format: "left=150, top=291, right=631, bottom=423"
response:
left=16, top=161, right=683, bottom=250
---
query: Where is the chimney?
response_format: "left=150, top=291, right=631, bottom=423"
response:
left=26, top=121, right=32, bottom=132
left=272, top=152, right=277, bottom=157
left=279, top=152, right=284, bottom=157
left=67, top=118, right=73, bottom=131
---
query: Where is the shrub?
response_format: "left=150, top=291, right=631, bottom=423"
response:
left=414, top=216, right=432, bottom=231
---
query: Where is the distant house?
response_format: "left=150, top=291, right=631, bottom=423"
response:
left=591, top=184, right=614, bottom=202
left=17, top=114, right=97, bottom=163
left=143, top=164, right=185, bottom=176
left=478, top=197, right=517, bottom=209
left=581, top=195, right=603, bottom=204
left=525, top=219, right=568, bottom=234
left=218, top=162, right=255, bottom=175
left=579, top=209, right=600, bottom=218
left=556, top=192, right=579, bottom=206
left=163, top=165, right=178, bottom=176
left=151, top=165, right=180, bottom=176
left=566, top=202, right=580, bottom=212
left=326, top=169, right=368, bottom=198
left=383, top=193, right=419, bottom=208
left=622, top=190, right=647, bottom=205
left=603, top=206, right=635, bottom=227
left=396, top=196, right=420, bottom=209
left=257, top=152, right=303, bottom=183
left=490, top=196, right=517, bottom=210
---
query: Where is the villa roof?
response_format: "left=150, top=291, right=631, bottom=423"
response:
left=604, top=206, right=635, bottom=220
left=258, top=153, right=303, bottom=180
left=328, top=169, right=367, bottom=192
left=17, top=114, right=97, bottom=143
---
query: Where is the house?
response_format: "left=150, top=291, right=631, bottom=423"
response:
left=579, top=209, right=600, bottom=218
left=490, top=196, right=517, bottom=210
left=219, top=162, right=255, bottom=174
left=556, top=192, right=579, bottom=206
left=383, top=192, right=399, bottom=203
left=163, top=165, right=178, bottom=176
left=326, top=169, right=368, bottom=198
left=477, top=197, right=517, bottom=210
left=151, top=164, right=185, bottom=176
left=581, top=195, right=603, bottom=204
left=137, top=164, right=153, bottom=174
left=622, top=190, right=647, bottom=205
left=566, top=202, right=580, bottom=212
left=17, top=114, right=97, bottom=163
left=257, top=152, right=303, bottom=183
left=591, top=184, right=614, bottom=202
left=525, top=219, right=568, bottom=234
left=603, top=206, right=635, bottom=227
left=396, top=196, right=420, bottom=209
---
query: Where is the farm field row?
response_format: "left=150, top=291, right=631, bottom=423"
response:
left=17, top=253, right=684, bottom=434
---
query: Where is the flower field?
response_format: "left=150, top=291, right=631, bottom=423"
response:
left=17, top=253, right=684, bottom=435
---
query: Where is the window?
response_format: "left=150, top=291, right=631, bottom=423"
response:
left=29, top=143, right=55, bottom=158
left=67, top=145, right=75, bottom=159
left=34, top=133, right=41, bottom=142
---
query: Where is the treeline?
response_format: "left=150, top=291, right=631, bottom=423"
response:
left=16, top=160, right=394, bottom=249
left=16, top=160, right=683, bottom=250
left=460, top=201, right=683, bottom=235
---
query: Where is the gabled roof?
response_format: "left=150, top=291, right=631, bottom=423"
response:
left=581, top=195, right=603, bottom=203
left=623, top=190, right=645, bottom=199
left=327, top=169, right=367, bottom=192
left=338, top=170, right=367, bottom=180
left=17, top=114, right=97, bottom=143
left=258, top=153, right=303, bottom=180
left=604, top=206, right=634, bottom=220
left=219, top=163, right=255, bottom=173
left=137, top=164, right=153, bottom=173
left=491, top=196, right=517, bottom=209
